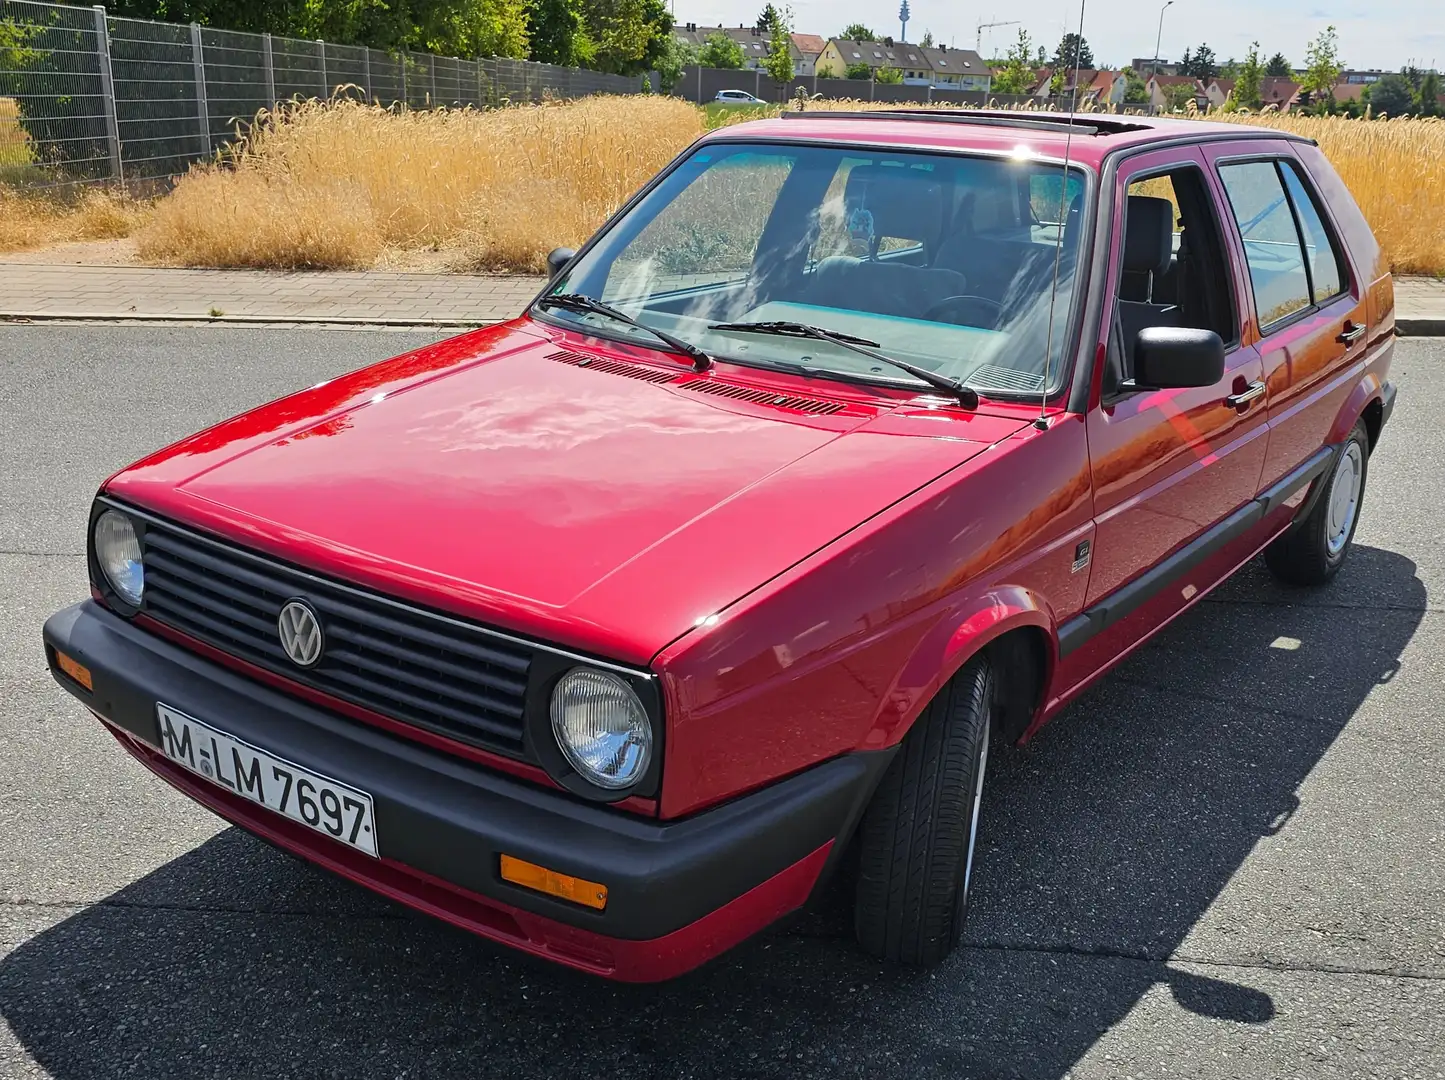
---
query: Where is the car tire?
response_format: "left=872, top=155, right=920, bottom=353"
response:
left=1264, top=421, right=1370, bottom=587
left=853, top=655, right=993, bottom=967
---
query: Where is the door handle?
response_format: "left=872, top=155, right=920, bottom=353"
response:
left=1226, top=380, right=1266, bottom=409
left=1336, top=322, right=1366, bottom=344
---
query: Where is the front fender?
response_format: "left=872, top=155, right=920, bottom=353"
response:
left=860, top=586, right=1055, bottom=751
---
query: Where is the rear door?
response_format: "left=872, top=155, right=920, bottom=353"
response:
left=1205, top=144, right=1366, bottom=494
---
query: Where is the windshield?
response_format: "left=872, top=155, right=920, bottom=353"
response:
left=538, top=141, right=1089, bottom=398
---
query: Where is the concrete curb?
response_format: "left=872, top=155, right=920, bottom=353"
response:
left=0, top=311, right=498, bottom=329
left=1397, top=317, right=1445, bottom=337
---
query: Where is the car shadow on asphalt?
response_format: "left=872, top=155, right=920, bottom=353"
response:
left=0, top=546, right=1425, bottom=1079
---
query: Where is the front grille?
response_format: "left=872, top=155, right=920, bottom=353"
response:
left=140, top=523, right=533, bottom=756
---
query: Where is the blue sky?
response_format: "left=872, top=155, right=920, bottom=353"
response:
left=675, top=0, right=1440, bottom=72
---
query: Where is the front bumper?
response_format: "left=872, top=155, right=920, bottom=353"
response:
left=43, top=601, right=892, bottom=981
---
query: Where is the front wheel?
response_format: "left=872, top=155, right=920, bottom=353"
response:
left=1264, top=421, right=1370, bottom=586
left=853, top=656, right=993, bottom=966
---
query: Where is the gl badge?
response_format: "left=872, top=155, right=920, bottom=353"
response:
left=278, top=599, right=324, bottom=668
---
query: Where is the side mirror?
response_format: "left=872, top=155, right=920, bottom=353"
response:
left=546, top=247, right=576, bottom=278
left=1131, top=326, right=1225, bottom=390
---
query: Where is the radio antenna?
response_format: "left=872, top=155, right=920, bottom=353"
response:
left=1034, top=0, right=1089, bottom=430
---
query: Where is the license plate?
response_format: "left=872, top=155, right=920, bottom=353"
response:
left=155, top=704, right=379, bottom=857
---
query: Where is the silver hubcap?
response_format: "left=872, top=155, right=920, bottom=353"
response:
left=962, top=720, right=991, bottom=898
left=1325, top=442, right=1364, bottom=557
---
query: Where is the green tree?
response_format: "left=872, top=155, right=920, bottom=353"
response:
left=815, top=61, right=837, bottom=77
left=762, top=4, right=793, bottom=83
left=990, top=28, right=1035, bottom=95
left=756, top=3, right=781, bottom=32
left=844, top=61, right=872, bottom=79
left=653, top=33, right=694, bottom=90
left=875, top=64, right=902, bottom=83
left=527, top=0, right=588, bottom=65
left=697, top=30, right=744, bottom=68
left=1051, top=31, right=1093, bottom=71
left=1232, top=41, right=1263, bottom=109
left=1180, top=44, right=1216, bottom=80
left=1300, top=25, right=1342, bottom=101
left=840, top=23, right=875, bottom=41
left=1163, top=81, right=1197, bottom=110
left=1265, top=51, right=1291, bottom=76
left=1417, top=71, right=1440, bottom=116
left=1367, top=73, right=1413, bottom=116
left=918, top=29, right=933, bottom=47
left=1123, top=67, right=1149, bottom=104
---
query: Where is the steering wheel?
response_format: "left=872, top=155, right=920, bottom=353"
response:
left=924, top=294, right=1005, bottom=330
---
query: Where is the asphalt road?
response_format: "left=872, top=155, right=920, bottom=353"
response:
left=2, top=325, right=1442, bottom=1080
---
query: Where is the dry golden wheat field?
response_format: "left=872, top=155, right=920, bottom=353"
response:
left=1, top=95, right=1441, bottom=277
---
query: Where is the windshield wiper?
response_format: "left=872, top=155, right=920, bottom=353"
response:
left=534, top=293, right=712, bottom=371
left=708, top=320, right=979, bottom=408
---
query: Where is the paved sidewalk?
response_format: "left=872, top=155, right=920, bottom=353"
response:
left=0, top=260, right=1440, bottom=331
left=0, top=263, right=546, bottom=325
left=1394, top=277, right=1445, bottom=334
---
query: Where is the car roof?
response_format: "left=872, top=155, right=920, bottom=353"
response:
left=703, top=110, right=1310, bottom=169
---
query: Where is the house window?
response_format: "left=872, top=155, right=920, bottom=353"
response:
left=873, top=51, right=882, bottom=58
left=937, top=58, right=947, bottom=66
left=852, top=51, right=861, bottom=58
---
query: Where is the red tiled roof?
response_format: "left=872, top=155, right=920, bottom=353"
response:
left=791, top=33, right=826, bottom=56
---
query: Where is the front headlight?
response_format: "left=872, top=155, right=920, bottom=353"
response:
left=94, top=510, right=144, bottom=606
left=549, top=668, right=652, bottom=790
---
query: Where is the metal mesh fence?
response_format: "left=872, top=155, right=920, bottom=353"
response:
left=0, top=0, right=643, bottom=190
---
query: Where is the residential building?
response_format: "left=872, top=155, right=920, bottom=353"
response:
left=1131, top=57, right=1180, bottom=76
left=816, top=38, right=989, bottom=90
left=1146, top=73, right=1200, bottom=109
left=1204, top=77, right=1234, bottom=109
left=673, top=23, right=808, bottom=76
left=1259, top=75, right=1299, bottom=109
left=1027, top=67, right=1126, bottom=105
left=791, top=33, right=826, bottom=77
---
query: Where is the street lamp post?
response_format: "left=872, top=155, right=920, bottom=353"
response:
left=1150, top=0, right=1173, bottom=113
left=1152, top=0, right=1173, bottom=78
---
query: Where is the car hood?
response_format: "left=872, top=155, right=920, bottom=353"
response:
left=109, top=324, right=1024, bottom=664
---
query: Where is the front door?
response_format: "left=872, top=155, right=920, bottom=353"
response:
left=1059, top=147, right=1269, bottom=689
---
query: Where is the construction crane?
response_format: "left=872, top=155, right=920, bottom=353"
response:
left=976, top=19, right=1021, bottom=54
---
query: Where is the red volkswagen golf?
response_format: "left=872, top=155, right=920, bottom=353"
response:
left=44, top=110, right=1395, bottom=981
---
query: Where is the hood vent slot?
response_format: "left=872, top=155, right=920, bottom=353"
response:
left=545, top=350, right=678, bottom=385
left=678, top=379, right=846, bottom=415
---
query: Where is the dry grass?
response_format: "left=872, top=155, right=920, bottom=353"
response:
left=137, top=95, right=706, bottom=272
left=3, top=94, right=1440, bottom=276
left=0, top=187, right=148, bottom=254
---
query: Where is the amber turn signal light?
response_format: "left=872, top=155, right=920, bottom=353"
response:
left=499, top=854, right=607, bottom=911
left=54, top=650, right=93, bottom=691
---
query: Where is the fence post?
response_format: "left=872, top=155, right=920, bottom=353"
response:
left=362, top=48, right=372, bottom=102
left=262, top=33, right=276, bottom=108
left=318, top=40, right=327, bottom=98
left=754, top=68, right=760, bottom=97
left=696, top=65, right=702, bottom=103
left=92, top=6, right=123, bottom=184
left=400, top=54, right=407, bottom=105
left=189, top=23, right=209, bottom=155
left=430, top=58, right=437, bottom=107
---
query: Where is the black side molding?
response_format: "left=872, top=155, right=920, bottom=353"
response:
left=1058, top=444, right=1338, bottom=658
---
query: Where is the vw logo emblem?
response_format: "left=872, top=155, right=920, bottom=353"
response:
left=277, top=599, right=324, bottom=668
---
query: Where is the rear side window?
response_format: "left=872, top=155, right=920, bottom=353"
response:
left=1217, top=161, right=1312, bottom=329
left=1279, top=162, right=1347, bottom=302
